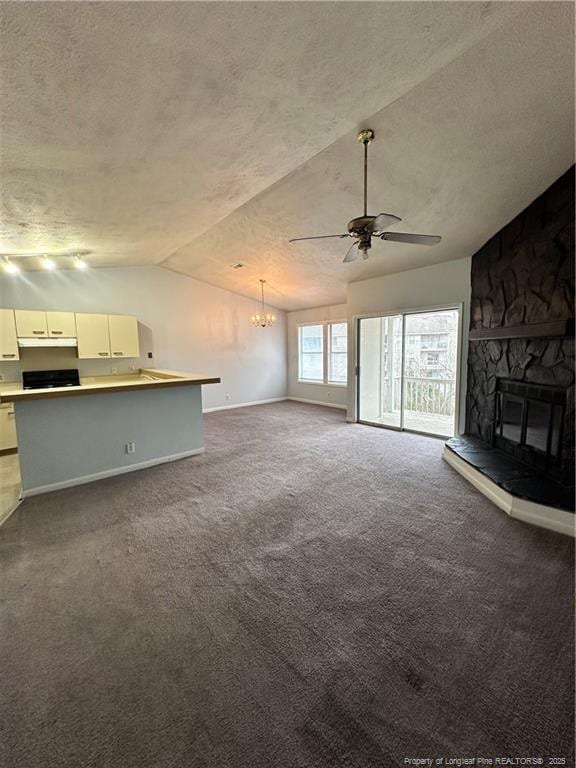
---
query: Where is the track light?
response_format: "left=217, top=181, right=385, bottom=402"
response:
left=2, top=258, right=20, bottom=275
left=1, top=252, right=89, bottom=271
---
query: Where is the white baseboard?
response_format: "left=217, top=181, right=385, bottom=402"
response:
left=443, top=447, right=575, bottom=538
left=22, top=448, right=205, bottom=497
left=203, top=397, right=287, bottom=413
left=288, top=397, right=347, bottom=410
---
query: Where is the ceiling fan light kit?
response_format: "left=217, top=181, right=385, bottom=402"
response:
left=289, top=129, right=441, bottom=262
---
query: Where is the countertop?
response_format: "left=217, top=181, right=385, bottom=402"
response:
left=0, top=369, right=221, bottom=403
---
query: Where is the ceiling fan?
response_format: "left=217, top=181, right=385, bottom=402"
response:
left=289, top=129, right=441, bottom=263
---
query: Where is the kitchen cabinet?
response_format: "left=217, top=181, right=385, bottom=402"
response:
left=47, top=311, right=76, bottom=337
left=0, top=403, right=17, bottom=451
left=76, top=313, right=111, bottom=358
left=108, top=314, right=140, bottom=358
left=15, top=310, right=48, bottom=338
left=0, top=309, right=19, bottom=361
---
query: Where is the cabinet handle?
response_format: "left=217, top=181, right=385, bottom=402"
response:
left=2, top=354, right=16, bottom=358
left=32, top=330, right=46, bottom=335
left=98, top=352, right=109, bottom=357
left=51, top=330, right=63, bottom=335
left=113, top=352, right=123, bottom=356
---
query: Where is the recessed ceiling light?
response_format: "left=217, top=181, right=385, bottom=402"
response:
left=3, top=258, right=20, bottom=275
left=42, top=255, right=56, bottom=270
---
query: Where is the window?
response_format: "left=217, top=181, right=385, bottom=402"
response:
left=298, top=321, right=347, bottom=385
left=298, top=324, right=324, bottom=381
left=328, top=322, right=347, bottom=384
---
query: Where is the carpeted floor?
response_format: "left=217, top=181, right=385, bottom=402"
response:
left=0, top=402, right=574, bottom=767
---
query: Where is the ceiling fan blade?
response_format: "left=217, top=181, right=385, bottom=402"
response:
left=289, top=234, right=349, bottom=243
left=381, top=232, right=441, bottom=246
left=343, top=242, right=362, bottom=263
left=370, top=213, right=402, bottom=233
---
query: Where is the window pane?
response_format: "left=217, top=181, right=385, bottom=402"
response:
left=329, top=322, right=347, bottom=383
left=301, top=353, right=323, bottom=381
left=299, top=325, right=323, bottom=381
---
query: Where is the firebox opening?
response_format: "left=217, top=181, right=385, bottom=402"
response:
left=494, top=379, right=566, bottom=477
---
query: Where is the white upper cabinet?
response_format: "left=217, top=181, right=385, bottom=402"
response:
left=76, top=313, right=111, bottom=359
left=47, top=311, right=76, bottom=338
left=15, top=310, right=48, bottom=337
left=108, top=314, right=140, bottom=358
left=2, top=308, right=140, bottom=359
left=0, top=309, right=19, bottom=361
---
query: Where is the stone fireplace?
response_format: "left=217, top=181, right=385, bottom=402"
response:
left=445, top=166, right=574, bottom=531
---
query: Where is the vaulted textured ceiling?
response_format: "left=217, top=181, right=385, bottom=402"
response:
left=0, top=2, right=574, bottom=310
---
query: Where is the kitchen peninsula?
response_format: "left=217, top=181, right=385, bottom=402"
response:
left=0, top=369, right=220, bottom=496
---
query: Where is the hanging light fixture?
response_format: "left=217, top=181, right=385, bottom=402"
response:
left=250, top=279, right=276, bottom=328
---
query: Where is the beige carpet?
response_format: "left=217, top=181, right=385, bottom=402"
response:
left=0, top=402, right=573, bottom=767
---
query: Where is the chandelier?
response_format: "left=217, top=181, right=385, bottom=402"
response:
left=250, top=279, right=276, bottom=328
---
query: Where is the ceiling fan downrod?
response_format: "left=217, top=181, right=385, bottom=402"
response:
left=287, top=126, right=441, bottom=262
left=357, top=129, right=374, bottom=217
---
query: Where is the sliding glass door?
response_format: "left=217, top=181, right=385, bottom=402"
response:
left=358, top=308, right=460, bottom=437
left=358, top=315, right=403, bottom=428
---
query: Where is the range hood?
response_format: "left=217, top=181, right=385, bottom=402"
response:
left=18, top=337, right=78, bottom=348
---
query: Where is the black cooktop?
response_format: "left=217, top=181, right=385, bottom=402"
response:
left=22, top=369, right=81, bottom=390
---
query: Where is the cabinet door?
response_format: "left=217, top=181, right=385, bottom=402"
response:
left=47, top=311, right=77, bottom=338
left=0, top=405, right=17, bottom=451
left=0, top=310, right=19, bottom=361
left=76, top=313, right=111, bottom=358
left=15, top=310, right=48, bottom=337
left=108, top=315, right=139, bottom=358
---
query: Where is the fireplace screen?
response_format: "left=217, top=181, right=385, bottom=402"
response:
left=501, top=395, right=523, bottom=444
left=494, top=380, right=565, bottom=472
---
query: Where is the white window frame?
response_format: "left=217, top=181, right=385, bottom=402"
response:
left=298, top=321, right=348, bottom=386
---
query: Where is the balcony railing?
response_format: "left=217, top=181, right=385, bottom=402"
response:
left=388, top=377, right=456, bottom=415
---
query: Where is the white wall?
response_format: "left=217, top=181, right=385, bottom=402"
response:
left=0, top=266, right=287, bottom=411
left=287, top=304, right=348, bottom=409
left=347, top=257, right=471, bottom=431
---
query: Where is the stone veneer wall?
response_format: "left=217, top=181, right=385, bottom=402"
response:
left=466, top=166, right=575, bottom=483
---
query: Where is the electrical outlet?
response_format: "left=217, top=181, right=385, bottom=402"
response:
left=0, top=374, right=4, bottom=383
left=111, top=367, right=119, bottom=374
left=128, top=365, right=136, bottom=373
left=125, top=441, right=136, bottom=454
left=225, top=393, right=231, bottom=401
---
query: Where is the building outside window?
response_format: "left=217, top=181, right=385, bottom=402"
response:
left=403, top=315, right=457, bottom=381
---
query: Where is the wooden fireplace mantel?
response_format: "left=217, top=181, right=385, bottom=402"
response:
left=469, top=318, right=574, bottom=341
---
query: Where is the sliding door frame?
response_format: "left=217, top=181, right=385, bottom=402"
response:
left=355, top=303, right=464, bottom=438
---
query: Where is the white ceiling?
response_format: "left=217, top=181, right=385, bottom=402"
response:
left=0, top=2, right=574, bottom=310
